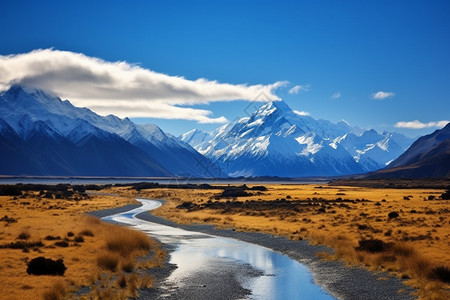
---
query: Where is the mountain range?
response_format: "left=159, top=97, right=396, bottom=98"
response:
left=2, top=85, right=446, bottom=179
left=0, top=85, right=216, bottom=177
left=367, top=123, right=450, bottom=178
left=181, top=101, right=415, bottom=177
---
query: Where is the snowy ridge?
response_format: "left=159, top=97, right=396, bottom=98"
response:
left=0, top=85, right=218, bottom=177
left=180, top=100, right=414, bottom=177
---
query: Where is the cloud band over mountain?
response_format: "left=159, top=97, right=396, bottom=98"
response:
left=0, top=49, right=285, bottom=123
left=395, top=120, right=450, bottom=129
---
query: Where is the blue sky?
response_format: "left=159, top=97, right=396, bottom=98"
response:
left=1, top=0, right=449, bottom=137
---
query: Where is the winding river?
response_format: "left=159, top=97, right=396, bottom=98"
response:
left=102, top=199, right=335, bottom=299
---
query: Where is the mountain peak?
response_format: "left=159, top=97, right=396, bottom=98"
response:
left=5, top=84, right=58, bottom=100
left=257, top=100, right=293, bottom=115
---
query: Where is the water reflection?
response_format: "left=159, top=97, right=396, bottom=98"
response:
left=104, top=199, right=335, bottom=300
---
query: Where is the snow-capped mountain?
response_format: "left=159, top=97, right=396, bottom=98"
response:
left=367, top=122, right=450, bottom=178
left=180, top=100, right=415, bottom=177
left=0, top=85, right=218, bottom=177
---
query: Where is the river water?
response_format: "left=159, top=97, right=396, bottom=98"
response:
left=102, top=199, right=335, bottom=300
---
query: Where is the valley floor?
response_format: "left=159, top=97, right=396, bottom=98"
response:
left=0, top=186, right=165, bottom=299
left=134, top=182, right=450, bottom=300
left=1, top=182, right=448, bottom=299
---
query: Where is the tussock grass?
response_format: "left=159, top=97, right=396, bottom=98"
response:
left=120, top=257, right=135, bottom=272
left=97, top=252, right=120, bottom=271
left=42, top=282, right=66, bottom=300
left=104, top=225, right=151, bottom=256
left=87, top=220, right=162, bottom=298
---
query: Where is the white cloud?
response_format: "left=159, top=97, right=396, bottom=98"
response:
left=288, top=84, right=310, bottom=94
left=394, top=120, right=449, bottom=129
left=331, top=91, right=341, bottom=99
left=0, top=49, right=286, bottom=123
left=293, top=110, right=310, bottom=116
left=372, top=91, right=395, bottom=100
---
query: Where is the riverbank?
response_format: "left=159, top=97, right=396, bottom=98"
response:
left=135, top=183, right=449, bottom=299
left=91, top=199, right=415, bottom=299
left=134, top=207, right=414, bottom=300
left=93, top=202, right=268, bottom=300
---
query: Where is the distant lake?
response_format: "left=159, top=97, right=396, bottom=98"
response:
left=0, top=177, right=329, bottom=185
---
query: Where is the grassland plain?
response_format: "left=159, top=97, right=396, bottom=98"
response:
left=0, top=185, right=165, bottom=300
left=133, top=183, right=450, bottom=300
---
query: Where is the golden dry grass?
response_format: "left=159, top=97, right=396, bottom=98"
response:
left=136, top=183, right=449, bottom=300
left=0, top=186, right=163, bottom=300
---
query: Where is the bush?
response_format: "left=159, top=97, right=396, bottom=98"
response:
left=249, top=186, right=267, bottom=191
left=429, top=266, right=450, bottom=283
left=0, top=215, right=17, bottom=223
left=355, top=239, right=387, bottom=253
left=0, top=185, right=22, bottom=196
left=74, top=236, right=84, bottom=243
left=218, top=188, right=250, bottom=198
left=45, top=235, right=61, bottom=241
left=441, top=190, right=450, bottom=200
left=79, top=229, right=94, bottom=237
left=54, top=240, right=69, bottom=247
left=388, top=211, right=399, bottom=219
left=0, top=241, right=43, bottom=249
left=27, top=257, right=66, bottom=275
left=17, top=231, right=30, bottom=240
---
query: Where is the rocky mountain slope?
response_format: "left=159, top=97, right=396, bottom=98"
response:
left=367, top=123, right=450, bottom=178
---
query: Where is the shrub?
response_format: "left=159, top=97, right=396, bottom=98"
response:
left=0, top=215, right=17, bottom=223
left=67, top=231, right=74, bottom=237
left=177, top=201, right=195, bottom=210
left=429, top=266, right=450, bottom=283
left=0, top=185, right=22, bottom=196
left=441, top=190, right=450, bottom=200
left=249, top=186, right=267, bottom=191
left=388, top=211, right=399, bottom=219
left=355, top=239, right=387, bottom=253
left=17, top=231, right=30, bottom=240
left=45, top=235, right=61, bottom=241
left=26, top=257, right=66, bottom=275
left=0, top=241, right=43, bottom=249
left=79, top=229, right=94, bottom=237
left=74, top=236, right=84, bottom=243
left=218, top=188, right=250, bottom=198
left=54, top=240, right=69, bottom=247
